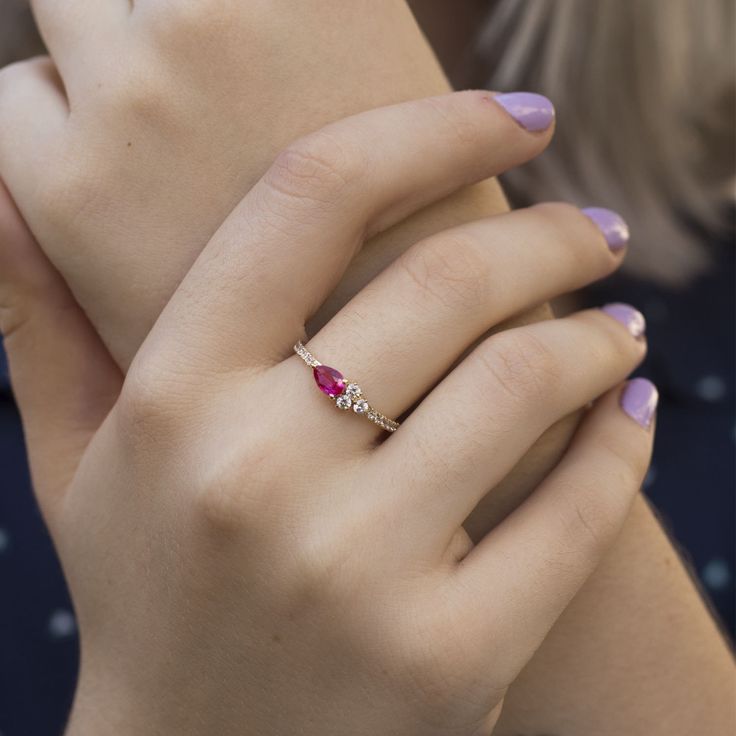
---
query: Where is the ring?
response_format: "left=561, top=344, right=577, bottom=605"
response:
left=294, top=342, right=400, bottom=433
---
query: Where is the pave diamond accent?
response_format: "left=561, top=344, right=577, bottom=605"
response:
left=294, top=341, right=320, bottom=367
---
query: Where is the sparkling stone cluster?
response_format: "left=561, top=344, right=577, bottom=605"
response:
left=295, top=342, right=399, bottom=432
left=330, top=380, right=368, bottom=415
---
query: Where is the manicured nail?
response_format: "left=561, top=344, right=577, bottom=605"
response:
left=493, top=92, right=555, bottom=132
left=601, top=303, right=646, bottom=338
left=621, top=378, right=658, bottom=429
left=582, top=207, right=630, bottom=251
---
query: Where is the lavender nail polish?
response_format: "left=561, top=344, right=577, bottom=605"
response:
left=493, top=92, right=555, bottom=132
left=621, top=378, right=659, bottom=429
left=582, top=207, right=630, bottom=251
left=601, top=303, right=646, bottom=339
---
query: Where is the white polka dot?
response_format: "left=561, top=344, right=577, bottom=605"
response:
left=48, top=609, right=77, bottom=639
left=0, top=528, right=8, bottom=553
left=643, top=465, right=657, bottom=490
left=702, top=558, right=731, bottom=591
left=695, top=375, right=727, bottom=402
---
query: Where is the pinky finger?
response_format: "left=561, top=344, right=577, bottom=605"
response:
left=452, top=379, right=657, bottom=681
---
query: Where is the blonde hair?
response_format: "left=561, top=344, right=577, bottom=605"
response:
left=475, top=0, right=735, bottom=285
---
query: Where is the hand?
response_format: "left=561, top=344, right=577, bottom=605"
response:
left=0, top=93, right=655, bottom=735
left=0, top=0, right=570, bottom=543
left=0, top=0, right=469, bottom=367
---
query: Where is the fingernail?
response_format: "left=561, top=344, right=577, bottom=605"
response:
left=582, top=207, right=630, bottom=251
left=493, top=92, right=555, bottom=132
left=601, top=303, right=646, bottom=338
left=621, top=378, right=659, bottom=429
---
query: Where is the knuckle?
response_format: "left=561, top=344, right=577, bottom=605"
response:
left=280, top=499, right=378, bottom=610
left=191, top=429, right=283, bottom=532
left=282, top=526, right=355, bottom=608
left=479, top=330, right=561, bottom=406
left=264, top=131, right=362, bottom=209
left=399, top=232, right=488, bottom=312
left=106, top=62, right=177, bottom=128
left=117, top=355, right=184, bottom=436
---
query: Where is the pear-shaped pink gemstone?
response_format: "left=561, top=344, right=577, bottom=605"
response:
left=313, top=365, right=345, bottom=397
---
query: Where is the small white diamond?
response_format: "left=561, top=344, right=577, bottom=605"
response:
left=345, top=383, right=362, bottom=398
left=336, top=395, right=352, bottom=410
left=353, top=399, right=369, bottom=414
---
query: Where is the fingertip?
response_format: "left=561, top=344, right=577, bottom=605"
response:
left=491, top=91, right=556, bottom=133
left=581, top=207, right=630, bottom=252
left=599, top=303, right=646, bottom=340
left=620, top=377, right=659, bottom=431
left=580, top=382, right=657, bottom=470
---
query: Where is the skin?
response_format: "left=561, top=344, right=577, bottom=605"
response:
left=0, top=1, right=733, bottom=733
left=0, top=91, right=657, bottom=736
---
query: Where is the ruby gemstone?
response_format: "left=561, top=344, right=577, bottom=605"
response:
left=313, top=365, right=345, bottom=397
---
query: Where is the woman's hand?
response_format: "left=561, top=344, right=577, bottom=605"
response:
left=0, top=0, right=472, bottom=368
left=1, top=93, right=655, bottom=735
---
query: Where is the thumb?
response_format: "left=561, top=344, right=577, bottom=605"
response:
left=0, top=180, right=122, bottom=526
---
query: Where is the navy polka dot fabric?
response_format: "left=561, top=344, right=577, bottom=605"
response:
left=585, top=236, right=735, bottom=633
left=0, top=239, right=733, bottom=734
